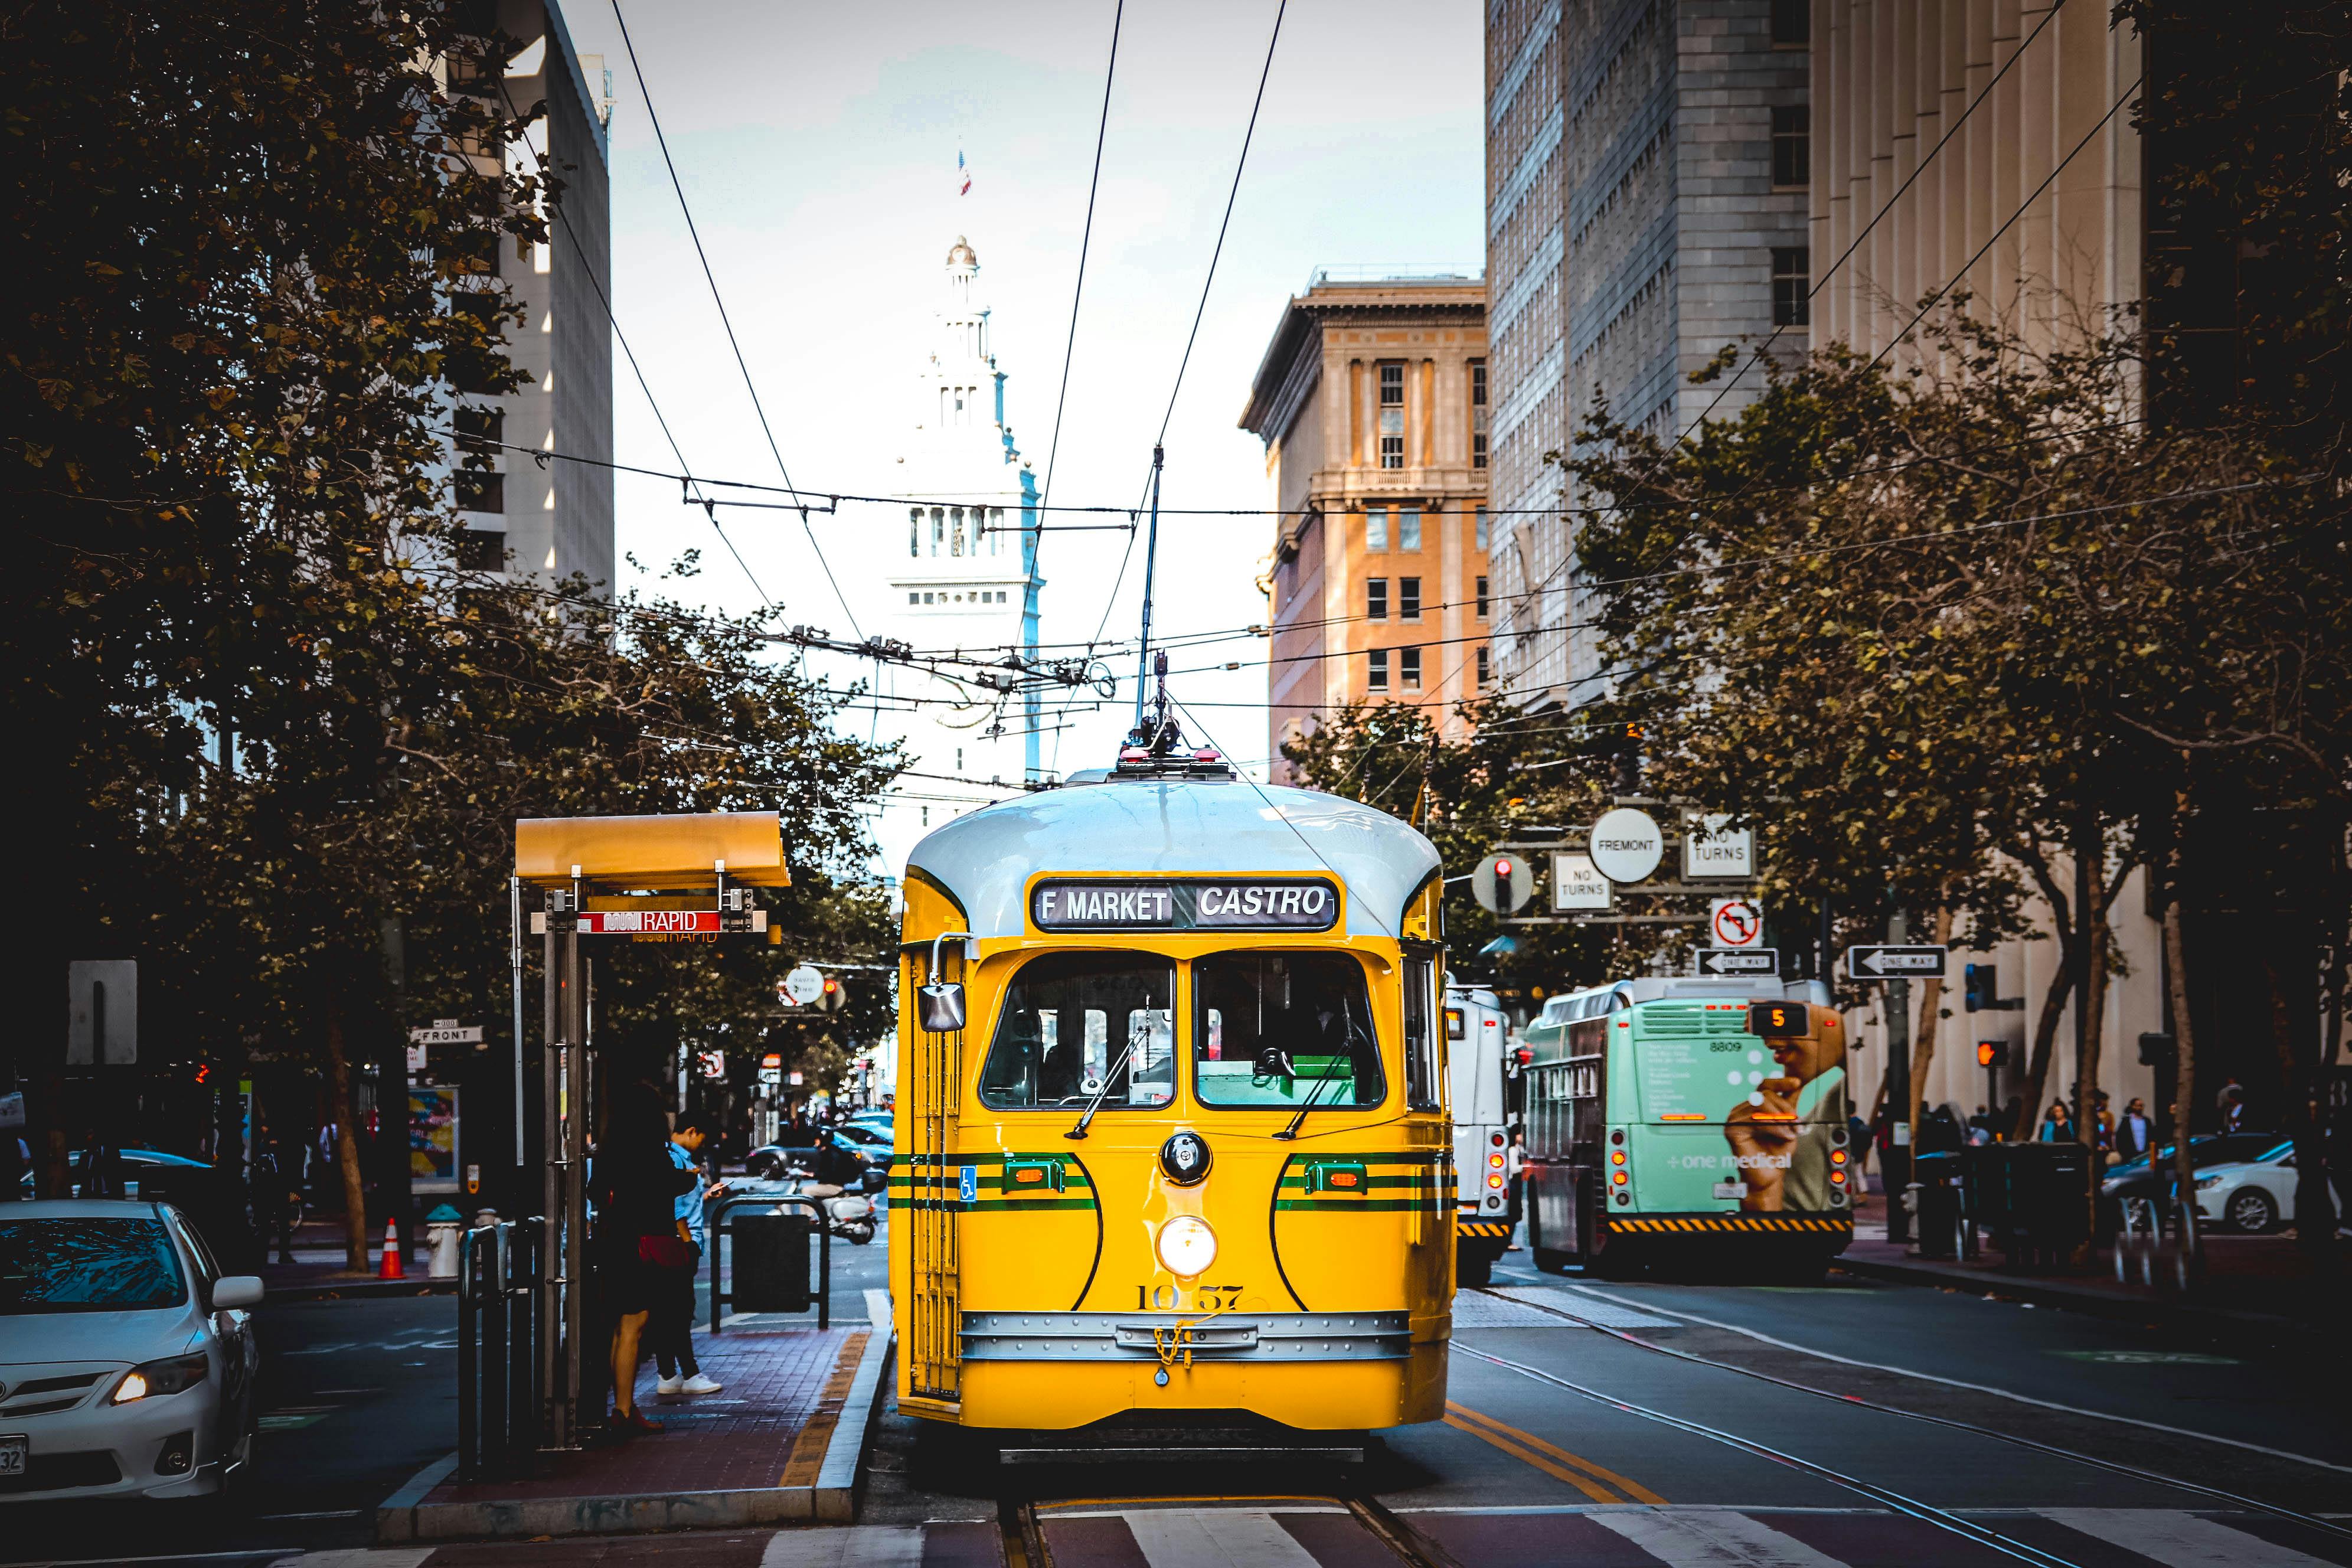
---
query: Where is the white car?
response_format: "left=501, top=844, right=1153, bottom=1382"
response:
left=0, top=1200, right=262, bottom=1501
left=2193, top=1141, right=2298, bottom=1233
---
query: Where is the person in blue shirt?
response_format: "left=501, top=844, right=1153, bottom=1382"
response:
left=654, top=1111, right=728, bottom=1395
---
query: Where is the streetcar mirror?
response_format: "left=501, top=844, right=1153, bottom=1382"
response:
left=917, top=982, right=967, bottom=1033
left=1253, top=1047, right=1295, bottom=1079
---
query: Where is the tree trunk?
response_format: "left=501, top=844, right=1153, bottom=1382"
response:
left=2263, top=951, right=2338, bottom=1260
left=2162, top=788, right=2201, bottom=1264
left=2078, top=851, right=2109, bottom=1248
left=325, top=1010, right=371, bottom=1273
left=2014, top=953, right=2076, bottom=1141
left=1910, top=906, right=1957, bottom=1143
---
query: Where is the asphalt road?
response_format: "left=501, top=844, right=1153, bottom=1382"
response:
left=11, top=1220, right=2346, bottom=1567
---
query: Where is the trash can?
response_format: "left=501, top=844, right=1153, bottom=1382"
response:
left=1967, top=1142, right=2091, bottom=1268
left=425, top=1203, right=466, bottom=1280
left=1911, top=1153, right=1964, bottom=1259
left=731, top=1208, right=811, bottom=1314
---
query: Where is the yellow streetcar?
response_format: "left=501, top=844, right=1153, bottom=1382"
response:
left=888, top=733, right=1453, bottom=1446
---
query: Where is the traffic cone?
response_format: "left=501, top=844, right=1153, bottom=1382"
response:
left=377, top=1218, right=406, bottom=1279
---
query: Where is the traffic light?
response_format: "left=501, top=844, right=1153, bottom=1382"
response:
left=2137, top=1030, right=2176, bottom=1066
left=1975, top=1040, right=2008, bottom=1069
left=821, top=975, right=846, bottom=1012
left=1964, top=962, right=1995, bottom=1012
left=1471, top=851, right=1535, bottom=914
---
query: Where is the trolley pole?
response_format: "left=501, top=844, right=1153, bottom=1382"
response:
left=1133, top=443, right=1164, bottom=729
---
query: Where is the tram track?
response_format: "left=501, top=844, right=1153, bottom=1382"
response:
left=1466, top=1283, right=2352, bottom=1545
left=1451, top=1339, right=2093, bottom=1568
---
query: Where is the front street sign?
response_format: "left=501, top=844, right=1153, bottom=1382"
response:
left=1844, top=945, right=1948, bottom=980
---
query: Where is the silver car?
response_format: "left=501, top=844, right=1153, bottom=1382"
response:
left=0, top=1200, right=262, bottom=1501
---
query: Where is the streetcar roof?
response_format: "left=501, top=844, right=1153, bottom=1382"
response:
left=905, top=777, right=1440, bottom=939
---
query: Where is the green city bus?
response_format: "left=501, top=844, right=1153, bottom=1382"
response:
left=1517, top=976, right=1854, bottom=1278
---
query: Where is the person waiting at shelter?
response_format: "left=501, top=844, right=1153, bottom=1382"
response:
left=654, top=1110, right=727, bottom=1396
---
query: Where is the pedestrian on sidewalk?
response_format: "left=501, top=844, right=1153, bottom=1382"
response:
left=590, top=1086, right=698, bottom=1435
left=1503, top=1128, right=1525, bottom=1250
left=655, top=1111, right=727, bottom=1396
left=2115, top=1098, right=2155, bottom=1163
left=2036, top=1100, right=2075, bottom=1142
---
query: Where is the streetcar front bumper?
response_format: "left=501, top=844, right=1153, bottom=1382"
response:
left=961, top=1310, right=1411, bottom=1362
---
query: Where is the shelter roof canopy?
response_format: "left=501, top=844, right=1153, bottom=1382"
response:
left=514, top=812, right=792, bottom=890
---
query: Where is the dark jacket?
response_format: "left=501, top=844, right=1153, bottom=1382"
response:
left=592, top=1143, right=697, bottom=1244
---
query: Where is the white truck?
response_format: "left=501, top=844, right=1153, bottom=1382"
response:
left=1446, top=978, right=1514, bottom=1286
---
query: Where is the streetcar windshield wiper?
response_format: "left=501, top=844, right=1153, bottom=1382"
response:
left=1275, top=995, right=1363, bottom=1141
left=1065, top=1041, right=1136, bottom=1141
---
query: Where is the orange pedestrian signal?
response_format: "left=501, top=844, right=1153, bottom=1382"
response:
left=1977, top=1040, right=2008, bottom=1068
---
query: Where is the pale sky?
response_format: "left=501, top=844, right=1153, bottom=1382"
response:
left=560, top=0, right=1484, bottom=783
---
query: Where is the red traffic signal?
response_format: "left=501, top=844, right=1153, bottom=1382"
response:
left=1472, top=850, right=1536, bottom=914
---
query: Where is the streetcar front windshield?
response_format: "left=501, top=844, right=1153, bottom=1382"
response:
left=979, top=951, right=1176, bottom=1109
left=1193, top=950, right=1386, bottom=1108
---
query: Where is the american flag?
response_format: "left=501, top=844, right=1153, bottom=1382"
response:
left=958, top=149, right=971, bottom=196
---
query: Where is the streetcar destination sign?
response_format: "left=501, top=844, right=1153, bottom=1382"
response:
left=1844, top=944, right=1948, bottom=979
left=1031, top=877, right=1341, bottom=932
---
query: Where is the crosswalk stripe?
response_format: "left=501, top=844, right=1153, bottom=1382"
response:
left=757, top=1525, right=926, bottom=1568
left=1588, top=1508, right=1851, bottom=1566
left=1121, top=1508, right=1324, bottom=1567
left=2037, top=1509, right=2338, bottom=1567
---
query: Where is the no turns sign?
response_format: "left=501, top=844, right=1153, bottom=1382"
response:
left=1709, top=897, right=1764, bottom=949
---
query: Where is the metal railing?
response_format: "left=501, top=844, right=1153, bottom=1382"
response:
left=708, top=1191, right=829, bottom=1333
left=456, top=1217, right=541, bottom=1479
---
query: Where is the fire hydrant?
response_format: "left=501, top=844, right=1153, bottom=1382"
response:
left=425, top=1204, right=465, bottom=1280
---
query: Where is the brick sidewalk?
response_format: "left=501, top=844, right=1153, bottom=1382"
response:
left=422, top=1325, right=864, bottom=1506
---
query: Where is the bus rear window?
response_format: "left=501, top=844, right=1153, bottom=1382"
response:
left=1193, top=950, right=1386, bottom=1108
left=979, top=952, right=1175, bottom=1109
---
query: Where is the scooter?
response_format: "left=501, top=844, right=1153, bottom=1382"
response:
left=776, top=1153, right=878, bottom=1244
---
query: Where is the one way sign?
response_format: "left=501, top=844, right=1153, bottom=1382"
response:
left=1844, top=945, right=1948, bottom=981
left=1698, top=948, right=1779, bottom=977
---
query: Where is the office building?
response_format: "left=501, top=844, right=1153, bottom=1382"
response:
left=1485, top=0, right=1810, bottom=707
left=450, top=0, right=616, bottom=589
left=1240, top=271, right=1489, bottom=782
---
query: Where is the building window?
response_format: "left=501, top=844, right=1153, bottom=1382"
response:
left=458, top=529, right=505, bottom=570
left=1399, top=509, right=1422, bottom=552
left=909, top=592, right=920, bottom=605
left=1772, top=106, right=1810, bottom=189
left=1378, top=361, right=1404, bottom=468
left=1476, top=645, right=1491, bottom=687
left=1368, top=648, right=1390, bottom=691
left=455, top=471, right=504, bottom=512
left=1476, top=575, right=1489, bottom=619
left=454, top=405, right=504, bottom=454
left=1471, top=360, right=1489, bottom=469
left=1367, top=577, right=1389, bottom=620
left=909, top=508, right=922, bottom=557
left=1772, top=247, right=1811, bottom=326
left=1400, top=577, right=1421, bottom=622
left=1474, top=505, right=1489, bottom=551
left=1366, top=510, right=1388, bottom=552
left=1770, top=0, right=1809, bottom=46
left=932, top=507, right=946, bottom=556
left=1400, top=646, right=1422, bottom=690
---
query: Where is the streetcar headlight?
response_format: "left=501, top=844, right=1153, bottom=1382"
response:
left=1155, top=1215, right=1217, bottom=1277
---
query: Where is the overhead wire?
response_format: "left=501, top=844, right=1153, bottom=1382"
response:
left=609, top=0, right=863, bottom=638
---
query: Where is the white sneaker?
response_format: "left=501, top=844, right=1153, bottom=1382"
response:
left=678, top=1373, right=723, bottom=1394
left=654, top=1375, right=684, bottom=1394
